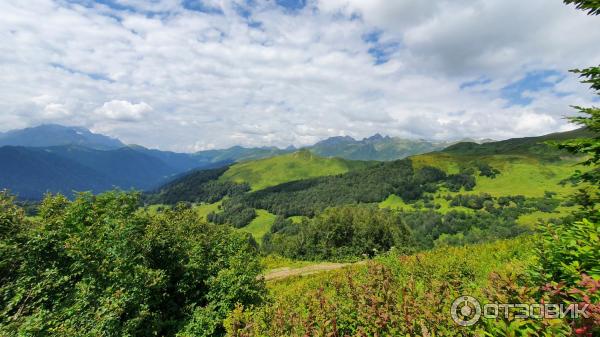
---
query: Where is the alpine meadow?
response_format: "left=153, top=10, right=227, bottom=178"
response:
left=0, top=0, right=599, bottom=336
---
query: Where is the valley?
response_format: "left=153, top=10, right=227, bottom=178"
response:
left=1, top=124, right=598, bottom=336
left=2, top=0, right=599, bottom=335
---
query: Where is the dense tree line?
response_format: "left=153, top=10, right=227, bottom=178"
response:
left=450, top=193, right=494, bottom=210
left=0, top=191, right=265, bottom=337
left=243, top=160, right=468, bottom=217
left=261, top=202, right=533, bottom=261
left=207, top=197, right=257, bottom=228
left=403, top=209, right=530, bottom=249
left=147, top=166, right=250, bottom=205
left=262, top=206, right=415, bottom=261
left=445, top=171, right=476, bottom=192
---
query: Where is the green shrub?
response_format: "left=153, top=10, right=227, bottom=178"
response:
left=0, top=191, right=266, bottom=336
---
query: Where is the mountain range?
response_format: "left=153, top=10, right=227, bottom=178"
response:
left=0, top=124, right=497, bottom=199
left=148, top=125, right=595, bottom=208
left=307, top=133, right=493, bottom=161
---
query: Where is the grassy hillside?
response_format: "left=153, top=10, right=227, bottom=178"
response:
left=219, top=149, right=374, bottom=190
left=404, top=128, right=598, bottom=229
left=441, top=127, right=594, bottom=158
left=411, top=153, right=580, bottom=198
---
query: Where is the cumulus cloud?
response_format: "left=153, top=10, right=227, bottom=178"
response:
left=42, top=103, right=72, bottom=119
left=94, top=100, right=153, bottom=122
left=0, top=0, right=598, bottom=151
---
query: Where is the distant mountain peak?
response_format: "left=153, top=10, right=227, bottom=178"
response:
left=363, top=133, right=391, bottom=142
left=314, top=135, right=356, bottom=147
left=0, top=124, right=124, bottom=150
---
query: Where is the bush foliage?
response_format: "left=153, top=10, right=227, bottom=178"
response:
left=0, top=191, right=266, bottom=337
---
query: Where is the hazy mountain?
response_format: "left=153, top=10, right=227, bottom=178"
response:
left=0, top=124, right=509, bottom=199
left=0, top=125, right=294, bottom=199
left=128, top=145, right=233, bottom=173
left=308, top=134, right=457, bottom=161
left=41, top=145, right=182, bottom=190
left=0, top=124, right=124, bottom=149
left=0, top=146, right=113, bottom=199
left=192, top=145, right=292, bottom=163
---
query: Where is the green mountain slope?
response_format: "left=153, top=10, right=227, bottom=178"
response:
left=149, top=127, right=594, bottom=215
left=219, top=149, right=375, bottom=190
left=441, top=127, right=594, bottom=159
left=409, top=128, right=595, bottom=198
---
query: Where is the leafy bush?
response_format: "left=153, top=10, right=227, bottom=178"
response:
left=0, top=191, right=266, bottom=337
left=535, top=218, right=600, bottom=287
left=476, top=162, right=501, bottom=178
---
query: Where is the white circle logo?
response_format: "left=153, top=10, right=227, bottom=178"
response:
left=451, top=296, right=482, bottom=326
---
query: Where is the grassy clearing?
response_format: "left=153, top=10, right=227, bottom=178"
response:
left=219, top=150, right=372, bottom=191
left=288, top=215, right=307, bottom=223
left=239, top=209, right=276, bottom=242
left=473, top=158, right=580, bottom=197
left=379, top=193, right=475, bottom=214
left=194, top=201, right=222, bottom=220
left=378, top=194, right=414, bottom=211
left=516, top=205, right=578, bottom=227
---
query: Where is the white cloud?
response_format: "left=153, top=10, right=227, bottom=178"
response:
left=0, top=0, right=598, bottom=151
left=94, top=100, right=153, bottom=122
left=42, top=103, right=72, bottom=119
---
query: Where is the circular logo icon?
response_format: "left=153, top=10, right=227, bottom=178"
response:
left=451, top=295, right=482, bottom=326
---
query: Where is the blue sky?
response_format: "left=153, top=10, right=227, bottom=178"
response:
left=0, top=0, right=599, bottom=151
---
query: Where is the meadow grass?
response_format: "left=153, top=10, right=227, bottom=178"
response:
left=219, top=150, right=372, bottom=191
left=412, top=153, right=581, bottom=198
left=194, top=200, right=222, bottom=220
left=239, top=209, right=276, bottom=242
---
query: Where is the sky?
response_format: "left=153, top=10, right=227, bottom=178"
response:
left=1, top=0, right=599, bottom=152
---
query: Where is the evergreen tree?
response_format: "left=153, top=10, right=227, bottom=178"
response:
left=559, top=0, right=600, bottom=220
left=564, top=0, right=600, bottom=15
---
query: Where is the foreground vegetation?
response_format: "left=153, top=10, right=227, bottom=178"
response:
left=227, top=238, right=535, bottom=336
left=0, top=191, right=265, bottom=336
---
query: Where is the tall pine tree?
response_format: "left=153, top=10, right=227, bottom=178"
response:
left=559, top=0, right=600, bottom=220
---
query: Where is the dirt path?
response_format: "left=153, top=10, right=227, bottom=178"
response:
left=264, top=262, right=363, bottom=281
